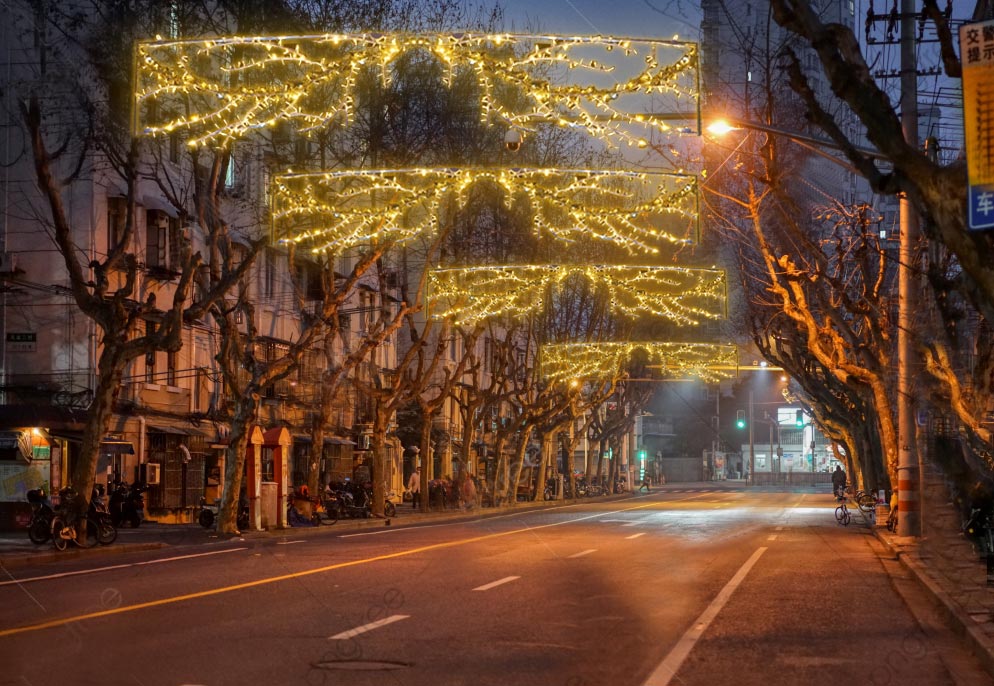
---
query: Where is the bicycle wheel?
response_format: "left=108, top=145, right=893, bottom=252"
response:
left=28, top=517, right=50, bottom=544
left=384, top=501, right=396, bottom=518
left=50, top=516, right=70, bottom=551
left=97, top=517, right=117, bottom=545
left=835, top=506, right=846, bottom=523
left=842, top=511, right=851, bottom=526
left=857, top=494, right=876, bottom=513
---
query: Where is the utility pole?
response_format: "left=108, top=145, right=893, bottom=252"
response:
left=897, top=0, right=921, bottom=537
left=748, top=390, right=755, bottom=486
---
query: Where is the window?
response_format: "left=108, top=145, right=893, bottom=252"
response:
left=167, top=350, right=178, bottom=386
left=168, top=218, right=183, bottom=269
left=145, top=321, right=158, bottom=383
left=108, top=197, right=127, bottom=252
left=146, top=210, right=168, bottom=268
left=263, top=250, right=276, bottom=298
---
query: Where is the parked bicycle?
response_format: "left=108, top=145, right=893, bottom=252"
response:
left=835, top=492, right=851, bottom=526
left=49, top=487, right=100, bottom=551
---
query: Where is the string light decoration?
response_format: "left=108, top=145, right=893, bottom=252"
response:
left=540, top=342, right=738, bottom=383
left=428, top=264, right=726, bottom=326
left=272, top=168, right=699, bottom=253
left=133, top=33, right=699, bottom=148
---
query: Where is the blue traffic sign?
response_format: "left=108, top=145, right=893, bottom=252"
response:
left=969, top=184, right=994, bottom=230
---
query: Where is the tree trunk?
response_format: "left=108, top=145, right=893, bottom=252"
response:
left=508, top=426, right=535, bottom=503
left=218, top=395, right=259, bottom=534
left=419, top=416, right=433, bottom=513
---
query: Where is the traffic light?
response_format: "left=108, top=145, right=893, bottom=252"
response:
left=637, top=449, right=647, bottom=461
left=736, top=410, right=746, bottom=429
left=795, top=409, right=804, bottom=427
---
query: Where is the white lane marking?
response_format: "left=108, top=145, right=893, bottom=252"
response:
left=626, top=533, right=646, bottom=540
left=329, top=614, right=410, bottom=640
left=0, top=547, right=248, bottom=587
left=775, top=526, right=784, bottom=531
left=473, top=576, right=520, bottom=591
left=643, top=547, right=767, bottom=686
left=338, top=504, right=579, bottom=538
left=569, top=549, right=597, bottom=558
left=767, top=534, right=778, bottom=541
left=276, top=540, right=306, bottom=545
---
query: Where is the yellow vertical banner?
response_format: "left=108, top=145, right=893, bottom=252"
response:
left=960, top=20, right=994, bottom=230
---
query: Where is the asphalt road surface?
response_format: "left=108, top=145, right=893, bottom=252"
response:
left=1, top=487, right=990, bottom=686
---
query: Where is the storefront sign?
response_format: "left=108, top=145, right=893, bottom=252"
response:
left=5, top=332, right=36, bottom=352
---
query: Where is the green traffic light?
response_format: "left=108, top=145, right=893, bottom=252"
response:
left=736, top=419, right=746, bottom=429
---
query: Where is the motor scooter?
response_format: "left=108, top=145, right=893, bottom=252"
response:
left=109, top=481, right=147, bottom=528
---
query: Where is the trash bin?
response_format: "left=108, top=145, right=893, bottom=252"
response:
left=260, top=481, right=278, bottom=529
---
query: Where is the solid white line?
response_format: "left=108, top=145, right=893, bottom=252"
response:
left=329, top=614, right=410, bottom=640
left=643, top=547, right=768, bottom=686
left=569, top=549, right=597, bottom=558
left=0, top=547, right=248, bottom=587
left=626, top=533, right=646, bottom=540
left=473, top=576, right=520, bottom=591
left=276, top=540, right=306, bottom=545
left=338, top=504, right=580, bottom=538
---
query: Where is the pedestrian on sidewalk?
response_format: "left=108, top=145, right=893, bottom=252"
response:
left=408, top=467, right=421, bottom=509
left=832, top=465, right=847, bottom=498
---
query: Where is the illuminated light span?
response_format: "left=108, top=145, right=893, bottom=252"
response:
left=428, top=264, right=725, bottom=326
left=540, top=342, right=738, bottom=382
left=133, top=33, right=699, bottom=148
left=271, top=168, right=699, bottom=253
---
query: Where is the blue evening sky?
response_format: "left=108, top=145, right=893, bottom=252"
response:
left=496, top=0, right=701, bottom=40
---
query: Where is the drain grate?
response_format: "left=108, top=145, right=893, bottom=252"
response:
left=312, top=660, right=411, bottom=672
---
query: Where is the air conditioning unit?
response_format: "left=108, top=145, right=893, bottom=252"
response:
left=358, top=434, right=372, bottom=450
left=139, top=462, right=161, bottom=485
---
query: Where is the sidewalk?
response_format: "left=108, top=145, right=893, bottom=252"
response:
left=867, top=471, right=994, bottom=678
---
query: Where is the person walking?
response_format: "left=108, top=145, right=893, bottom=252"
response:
left=832, top=465, right=847, bottom=498
left=408, top=467, right=421, bottom=509
left=639, top=475, right=651, bottom=493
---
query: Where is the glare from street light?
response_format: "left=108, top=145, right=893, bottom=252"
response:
left=705, top=120, right=737, bottom=136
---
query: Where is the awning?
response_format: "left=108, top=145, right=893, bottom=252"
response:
left=141, top=195, right=179, bottom=218
left=100, top=439, right=135, bottom=455
left=0, top=430, right=31, bottom=460
left=147, top=424, right=206, bottom=437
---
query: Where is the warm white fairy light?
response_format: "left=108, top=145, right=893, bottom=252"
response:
left=133, top=32, right=699, bottom=148
left=541, top=342, right=738, bottom=382
left=429, top=264, right=726, bottom=326
left=271, top=168, right=699, bottom=253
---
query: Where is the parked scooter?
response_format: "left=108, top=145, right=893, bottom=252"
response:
left=89, top=484, right=117, bottom=545
left=109, top=481, right=147, bottom=528
left=26, top=488, right=54, bottom=544
left=197, top=496, right=249, bottom=530
left=328, top=482, right=397, bottom=519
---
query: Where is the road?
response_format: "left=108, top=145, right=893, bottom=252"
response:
left=0, top=487, right=989, bottom=686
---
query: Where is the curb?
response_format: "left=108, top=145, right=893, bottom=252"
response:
left=873, top=527, right=994, bottom=679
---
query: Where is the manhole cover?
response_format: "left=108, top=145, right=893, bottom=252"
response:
left=312, top=660, right=411, bottom=671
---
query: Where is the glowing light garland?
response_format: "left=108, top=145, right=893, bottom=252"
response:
left=541, top=342, right=738, bottom=382
left=272, top=168, right=699, bottom=253
left=428, top=265, right=726, bottom=326
left=134, top=33, right=699, bottom=148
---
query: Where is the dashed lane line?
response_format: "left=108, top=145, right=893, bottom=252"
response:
left=329, top=614, right=410, bottom=640
left=626, top=533, right=647, bottom=540
left=569, top=549, right=597, bottom=558
left=473, top=576, right=520, bottom=591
